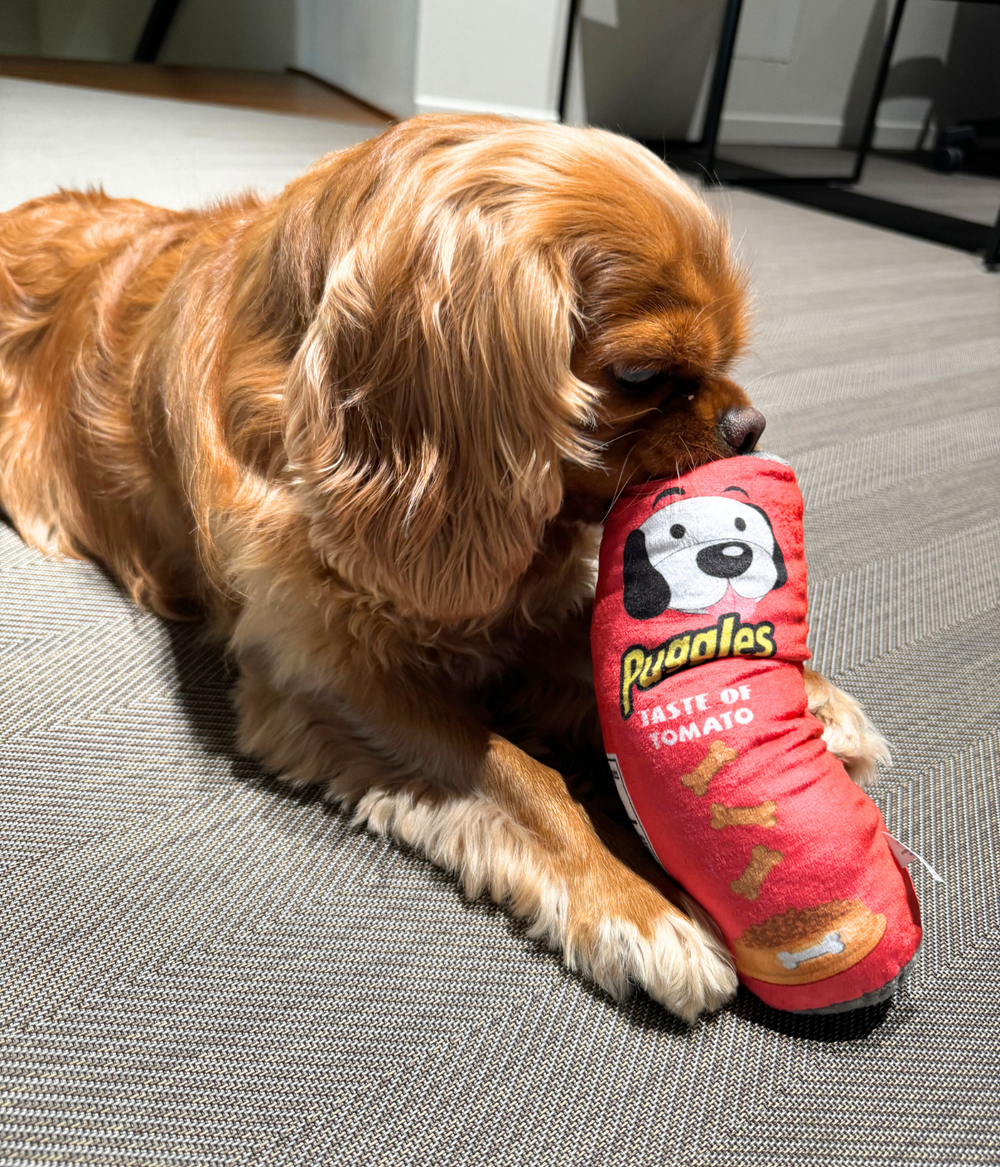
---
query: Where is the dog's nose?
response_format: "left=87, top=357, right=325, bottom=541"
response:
left=720, top=407, right=767, bottom=455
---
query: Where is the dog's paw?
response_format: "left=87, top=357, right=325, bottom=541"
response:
left=600, top=911, right=738, bottom=1023
left=554, top=873, right=737, bottom=1023
left=803, top=669, right=891, bottom=788
left=353, top=779, right=736, bottom=1023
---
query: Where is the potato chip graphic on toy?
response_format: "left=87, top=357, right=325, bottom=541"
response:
left=591, top=454, right=921, bottom=1014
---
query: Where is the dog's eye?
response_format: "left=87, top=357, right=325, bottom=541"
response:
left=608, top=365, right=661, bottom=394
left=735, top=517, right=746, bottom=532
left=670, top=524, right=686, bottom=539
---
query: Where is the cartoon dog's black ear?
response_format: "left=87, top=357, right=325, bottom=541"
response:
left=746, top=503, right=787, bottom=590
left=623, top=529, right=672, bottom=619
left=770, top=535, right=787, bottom=590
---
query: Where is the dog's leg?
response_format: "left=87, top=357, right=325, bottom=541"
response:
left=235, top=661, right=737, bottom=1023
left=803, top=667, right=890, bottom=788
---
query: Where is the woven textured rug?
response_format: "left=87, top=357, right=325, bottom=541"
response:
left=2, top=93, right=1000, bottom=1164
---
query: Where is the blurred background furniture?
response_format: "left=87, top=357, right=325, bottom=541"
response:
left=604, top=0, right=1000, bottom=266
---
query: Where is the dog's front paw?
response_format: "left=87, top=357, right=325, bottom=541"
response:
left=803, top=668, right=891, bottom=788
left=556, top=866, right=738, bottom=1023
left=354, top=780, right=736, bottom=1023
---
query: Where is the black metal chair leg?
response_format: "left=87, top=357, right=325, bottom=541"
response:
left=850, top=0, right=909, bottom=184
left=984, top=204, right=1000, bottom=269
left=134, top=0, right=184, bottom=64
left=702, top=0, right=744, bottom=176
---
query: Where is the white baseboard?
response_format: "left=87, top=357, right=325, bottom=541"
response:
left=718, top=111, right=924, bottom=151
left=719, top=112, right=844, bottom=147
left=414, top=93, right=559, bottom=122
left=871, top=120, right=926, bottom=151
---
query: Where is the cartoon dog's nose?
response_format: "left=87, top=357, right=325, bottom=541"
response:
left=720, top=407, right=766, bottom=455
left=696, top=542, right=753, bottom=579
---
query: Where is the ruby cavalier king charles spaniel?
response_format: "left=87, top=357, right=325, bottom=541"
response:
left=0, top=116, right=888, bottom=1021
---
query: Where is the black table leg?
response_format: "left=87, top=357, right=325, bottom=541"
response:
left=134, top=0, right=184, bottom=64
left=850, top=0, right=909, bottom=183
left=558, top=0, right=582, bottom=123
left=985, top=203, right=1000, bottom=268
left=702, top=0, right=745, bottom=175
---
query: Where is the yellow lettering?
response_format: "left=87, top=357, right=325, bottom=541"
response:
left=690, top=628, right=718, bottom=665
left=639, top=647, right=666, bottom=689
left=620, top=649, right=646, bottom=718
left=733, top=627, right=756, bottom=655
left=664, top=636, right=690, bottom=672
left=755, top=624, right=775, bottom=656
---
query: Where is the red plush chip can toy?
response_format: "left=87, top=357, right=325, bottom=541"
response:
left=591, top=453, right=922, bottom=1014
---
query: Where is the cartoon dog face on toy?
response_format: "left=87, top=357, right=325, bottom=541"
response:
left=623, top=486, right=787, bottom=618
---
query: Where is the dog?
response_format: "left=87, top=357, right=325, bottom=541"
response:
left=0, top=115, right=889, bottom=1021
left=623, top=484, right=787, bottom=618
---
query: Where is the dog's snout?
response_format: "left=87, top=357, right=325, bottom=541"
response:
left=720, top=407, right=766, bottom=455
left=696, top=542, right=753, bottom=579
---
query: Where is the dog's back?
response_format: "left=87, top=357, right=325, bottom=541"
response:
left=0, top=189, right=225, bottom=612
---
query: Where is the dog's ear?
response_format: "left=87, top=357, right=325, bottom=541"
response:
left=623, top=529, right=672, bottom=619
left=745, top=503, right=787, bottom=590
left=282, top=159, right=596, bottom=621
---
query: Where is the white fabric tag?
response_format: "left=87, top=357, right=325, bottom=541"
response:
left=607, top=754, right=661, bottom=866
left=884, top=831, right=945, bottom=883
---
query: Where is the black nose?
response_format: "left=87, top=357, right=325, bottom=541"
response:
left=720, top=407, right=766, bottom=454
left=696, top=542, right=753, bottom=579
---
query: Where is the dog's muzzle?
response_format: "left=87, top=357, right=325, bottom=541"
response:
left=696, top=541, right=753, bottom=579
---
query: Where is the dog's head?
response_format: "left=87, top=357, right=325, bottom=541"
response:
left=623, top=487, right=786, bottom=619
left=275, top=116, right=758, bottom=620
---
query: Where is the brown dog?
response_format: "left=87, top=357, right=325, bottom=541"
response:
left=0, top=115, right=888, bottom=1020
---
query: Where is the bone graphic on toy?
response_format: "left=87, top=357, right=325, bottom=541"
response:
left=730, top=844, right=784, bottom=901
left=776, top=930, right=846, bottom=970
left=711, top=801, right=777, bottom=830
left=680, top=741, right=738, bottom=797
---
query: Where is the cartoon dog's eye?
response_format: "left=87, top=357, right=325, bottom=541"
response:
left=734, top=517, right=746, bottom=532
left=670, top=524, right=686, bottom=539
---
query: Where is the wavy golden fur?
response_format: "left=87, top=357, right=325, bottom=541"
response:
left=0, top=115, right=888, bottom=1020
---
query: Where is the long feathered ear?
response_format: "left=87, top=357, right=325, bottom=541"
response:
left=282, top=167, right=596, bottom=622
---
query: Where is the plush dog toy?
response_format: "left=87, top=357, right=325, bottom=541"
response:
left=591, top=453, right=922, bottom=1013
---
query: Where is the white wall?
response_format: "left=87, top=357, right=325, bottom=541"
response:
left=295, top=0, right=419, bottom=118
left=1, top=0, right=41, bottom=55
left=720, top=0, right=960, bottom=149
left=571, top=0, right=975, bottom=151
left=566, top=0, right=726, bottom=140
left=3, top=0, right=153, bottom=60
left=160, top=0, right=297, bottom=74
left=414, top=0, right=570, bottom=121
left=167, top=0, right=563, bottom=125
left=876, top=0, right=957, bottom=147
left=721, top=0, right=876, bottom=146
left=165, top=0, right=574, bottom=124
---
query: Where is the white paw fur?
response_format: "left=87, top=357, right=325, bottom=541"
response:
left=586, top=914, right=737, bottom=1024
left=809, top=682, right=891, bottom=788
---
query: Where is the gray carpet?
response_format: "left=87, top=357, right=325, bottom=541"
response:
left=3, top=92, right=1000, bottom=1165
